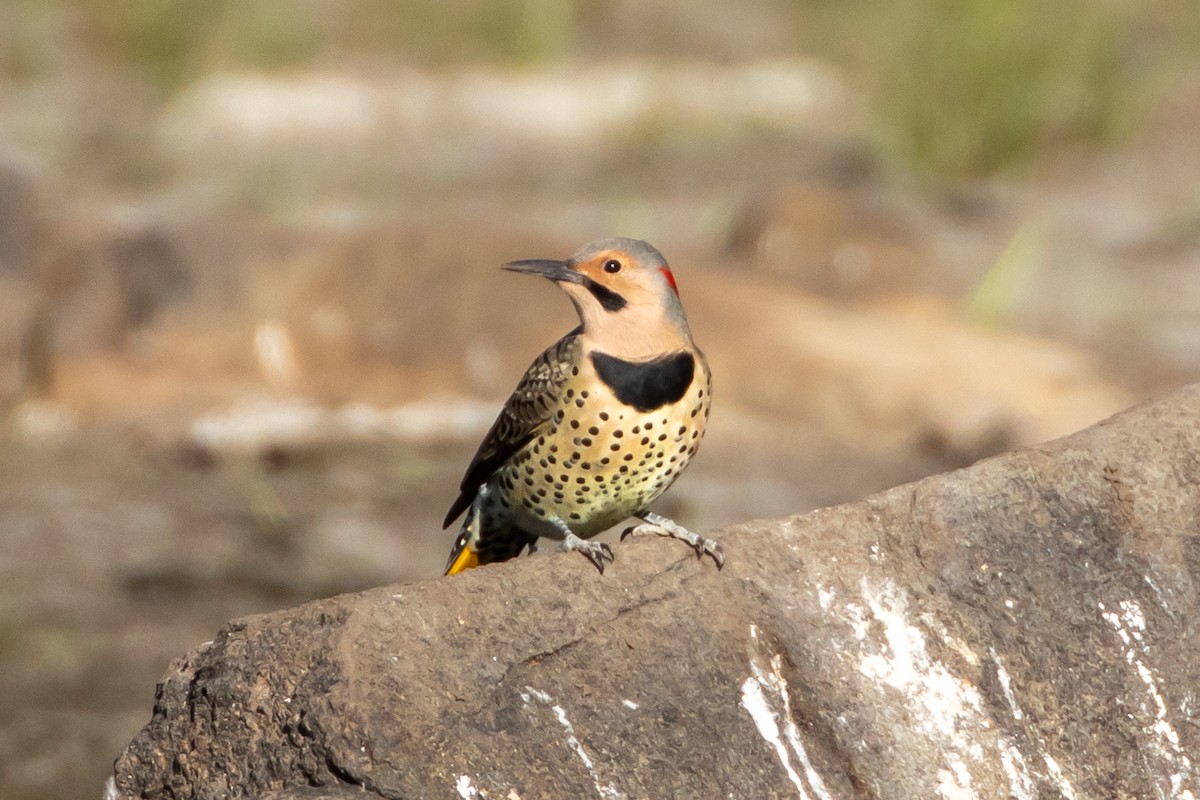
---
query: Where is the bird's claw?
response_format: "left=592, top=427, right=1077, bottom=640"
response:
left=560, top=532, right=614, bottom=574
left=621, top=521, right=725, bottom=570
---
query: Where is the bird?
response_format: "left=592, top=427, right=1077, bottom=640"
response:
left=442, top=237, right=722, bottom=575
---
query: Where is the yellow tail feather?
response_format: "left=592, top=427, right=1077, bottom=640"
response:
left=445, top=546, right=481, bottom=575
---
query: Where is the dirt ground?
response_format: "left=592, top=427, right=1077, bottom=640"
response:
left=1, top=54, right=1199, bottom=800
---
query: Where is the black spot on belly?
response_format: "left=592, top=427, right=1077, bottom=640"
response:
left=591, top=351, right=695, bottom=412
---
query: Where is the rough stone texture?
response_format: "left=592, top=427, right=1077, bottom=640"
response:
left=112, top=384, right=1200, bottom=799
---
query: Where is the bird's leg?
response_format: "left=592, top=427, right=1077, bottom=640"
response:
left=550, top=518, right=614, bottom=574
left=622, top=510, right=725, bottom=569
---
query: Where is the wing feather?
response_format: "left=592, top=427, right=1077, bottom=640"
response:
left=442, top=328, right=581, bottom=528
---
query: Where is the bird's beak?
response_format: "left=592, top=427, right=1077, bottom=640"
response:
left=502, top=259, right=583, bottom=284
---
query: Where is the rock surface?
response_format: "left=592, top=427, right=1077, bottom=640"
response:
left=111, top=384, right=1200, bottom=799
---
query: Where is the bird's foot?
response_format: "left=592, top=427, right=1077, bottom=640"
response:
left=560, top=532, right=614, bottom=574
left=621, top=511, right=725, bottom=569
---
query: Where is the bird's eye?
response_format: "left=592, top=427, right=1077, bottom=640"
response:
left=603, top=259, right=622, bottom=273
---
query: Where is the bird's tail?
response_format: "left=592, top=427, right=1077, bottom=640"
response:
left=444, top=532, right=480, bottom=575
left=444, top=491, right=484, bottom=575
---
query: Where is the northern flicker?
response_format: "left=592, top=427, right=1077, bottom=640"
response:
left=442, top=237, right=721, bottom=575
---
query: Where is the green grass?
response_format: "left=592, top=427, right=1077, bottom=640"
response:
left=334, top=0, right=578, bottom=65
left=3, top=0, right=1198, bottom=185
left=808, top=0, right=1191, bottom=181
left=1, top=0, right=582, bottom=91
left=965, top=220, right=1045, bottom=328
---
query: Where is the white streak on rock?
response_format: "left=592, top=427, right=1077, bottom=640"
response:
left=456, top=774, right=480, bottom=799
left=998, top=741, right=1035, bottom=800
left=844, top=602, right=870, bottom=641
left=1042, top=755, right=1078, bottom=800
left=990, top=650, right=1023, bottom=722
left=742, top=677, right=810, bottom=799
left=741, top=625, right=833, bottom=800
left=552, top=704, right=596, bottom=772
left=1143, top=574, right=1174, bottom=617
left=936, top=762, right=974, bottom=800
left=852, top=579, right=989, bottom=797
left=857, top=579, right=983, bottom=739
left=520, top=685, right=553, bottom=705
left=521, top=686, right=623, bottom=800
left=987, top=651, right=1080, bottom=800
left=924, top=613, right=980, bottom=667
left=1099, top=599, right=1195, bottom=798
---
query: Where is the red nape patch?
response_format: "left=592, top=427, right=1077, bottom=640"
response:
left=659, top=266, right=679, bottom=295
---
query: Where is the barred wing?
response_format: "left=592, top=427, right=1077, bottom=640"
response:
left=442, top=328, right=581, bottom=528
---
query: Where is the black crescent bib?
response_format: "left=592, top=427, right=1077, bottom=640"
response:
left=590, top=351, right=695, bottom=412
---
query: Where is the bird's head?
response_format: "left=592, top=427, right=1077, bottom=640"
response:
left=503, top=237, right=692, bottom=358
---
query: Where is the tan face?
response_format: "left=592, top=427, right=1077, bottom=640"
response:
left=560, top=249, right=691, bottom=358
left=561, top=247, right=679, bottom=316
left=502, top=237, right=692, bottom=359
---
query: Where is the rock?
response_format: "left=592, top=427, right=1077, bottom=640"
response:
left=38, top=221, right=194, bottom=354
left=725, top=181, right=938, bottom=300
left=110, top=384, right=1200, bottom=799
left=687, top=269, right=1131, bottom=461
left=0, top=161, right=45, bottom=277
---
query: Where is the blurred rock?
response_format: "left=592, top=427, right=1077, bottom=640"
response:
left=188, top=396, right=496, bottom=458
left=233, top=224, right=1126, bottom=467
left=36, top=219, right=194, bottom=357
left=4, top=222, right=1127, bottom=472
left=159, top=63, right=843, bottom=172
left=687, top=269, right=1131, bottom=462
left=17, top=303, right=55, bottom=397
left=725, top=181, right=939, bottom=300
left=0, top=160, right=44, bottom=277
left=0, top=277, right=42, bottom=404
left=111, top=383, right=1200, bottom=799
left=9, top=398, right=76, bottom=442
left=109, top=226, right=193, bottom=328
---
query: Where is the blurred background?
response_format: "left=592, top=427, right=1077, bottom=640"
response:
left=1, top=0, right=1199, bottom=795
